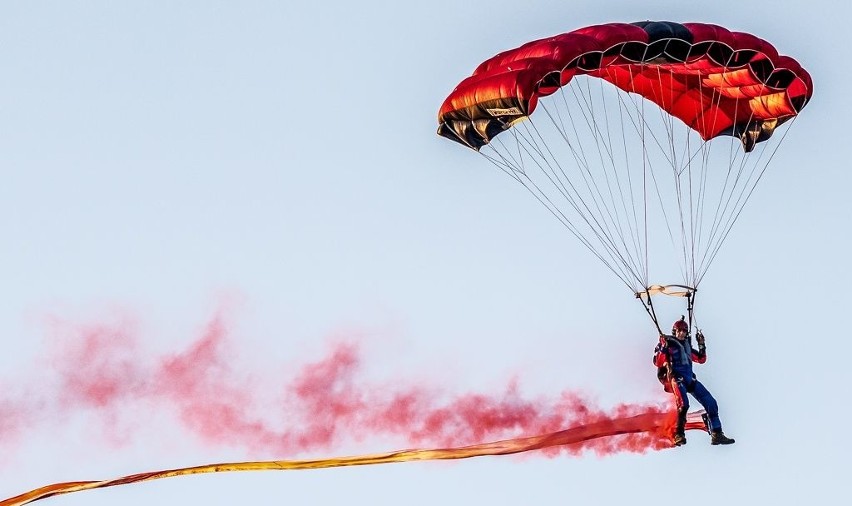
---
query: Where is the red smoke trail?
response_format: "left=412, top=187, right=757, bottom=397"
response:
left=1, top=308, right=690, bottom=503
left=4, top=310, right=678, bottom=455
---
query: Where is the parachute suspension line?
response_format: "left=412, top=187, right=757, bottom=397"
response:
left=483, top=133, right=534, bottom=187
left=614, top=88, right=679, bottom=168
left=561, top=79, right=647, bottom=282
left=597, top=76, right=618, bottom=173
left=608, top=63, right=652, bottom=289
left=638, top=95, right=682, bottom=278
left=541, top=93, right=626, bottom=256
left=584, top=78, right=636, bottom=276
left=480, top=137, right=521, bottom=181
left=601, top=59, right=776, bottom=291
left=686, top=128, right=697, bottom=287
left=574, top=78, right=632, bottom=246
left=479, top=123, right=639, bottom=292
left=694, top=137, right=711, bottom=270
left=699, top=143, right=752, bottom=271
left=652, top=64, right=692, bottom=286
left=549, top=83, right=626, bottom=251
left=562, top=83, right=634, bottom=256
left=684, top=65, right=746, bottom=284
left=528, top=73, right=679, bottom=292
left=672, top=83, right=695, bottom=287
left=612, top=72, right=657, bottom=287
left=620, top=60, right=756, bottom=290
left=684, top=132, right=701, bottom=288
left=618, top=54, right=649, bottom=290
left=698, top=75, right=747, bottom=271
left=687, top=134, right=713, bottom=288
left=517, top=115, right=620, bottom=247
left=695, top=138, right=714, bottom=286
left=693, top=77, right=725, bottom=285
left=638, top=61, right=651, bottom=289
left=683, top=72, right=795, bottom=285
left=587, top=79, right=656, bottom=283
left=557, top=83, right=596, bottom=183
left=695, top=115, right=799, bottom=286
left=561, top=76, right=644, bottom=291
left=696, top=87, right=765, bottom=279
left=689, top=70, right=722, bottom=288
left=686, top=60, right=720, bottom=257
left=642, top=83, right=683, bottom=280
left=477, top=136, right=635, bottom=284
left=612, top=80, right=645, bottom=278
left=603, top=76, right=648, bottom=284
left=595, top=76, right=649, bottom=284
left=534, top=88, right=647, bottom=287
left=520, top=108, right=646, bottom=289
left=613, top=74, right=683, bottom=277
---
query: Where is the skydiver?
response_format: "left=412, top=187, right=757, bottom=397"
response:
left=653, top=317, right=735, bottom=447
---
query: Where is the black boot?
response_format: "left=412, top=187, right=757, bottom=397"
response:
left=711, top=430, right=735, bottom=445
left=672, top=409, right=687, bottom=447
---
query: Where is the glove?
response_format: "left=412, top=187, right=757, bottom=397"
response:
left=696, top=331, right=706, bottom=347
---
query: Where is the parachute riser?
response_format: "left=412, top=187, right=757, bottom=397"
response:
left=638, top=288, right=664, bottom=336
left=636, top=284, right=697, bottom=338
left=686, top=290, right=697, bottom=348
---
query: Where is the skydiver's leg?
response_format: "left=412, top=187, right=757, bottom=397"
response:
left=690, top=379, right=721, bottom=431
left=672, top=378, right=689, bottom=438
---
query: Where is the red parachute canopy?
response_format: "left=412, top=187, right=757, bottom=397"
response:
left=436, top=22, right=813, bottom=324
left=438, top=21, right=813, bottom=152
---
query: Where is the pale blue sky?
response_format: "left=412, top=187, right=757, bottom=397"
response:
left=1, top=1, right=848, bottom=504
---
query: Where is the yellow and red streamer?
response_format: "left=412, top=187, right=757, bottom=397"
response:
left=1, top=411, right=707, bottom=506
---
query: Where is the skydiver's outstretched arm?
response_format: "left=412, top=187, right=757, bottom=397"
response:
left=691, top=331, right=707, bottom=363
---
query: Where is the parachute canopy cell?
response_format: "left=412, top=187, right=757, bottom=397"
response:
left=437, top=21, right=813, bottom=152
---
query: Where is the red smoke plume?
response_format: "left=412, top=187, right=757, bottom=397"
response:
left=1, top=308, right=682, bottom=477
left=3, top=309, right=677, bottom=457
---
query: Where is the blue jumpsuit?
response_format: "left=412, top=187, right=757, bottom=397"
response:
left=654, top=335, right=722, bottom=433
